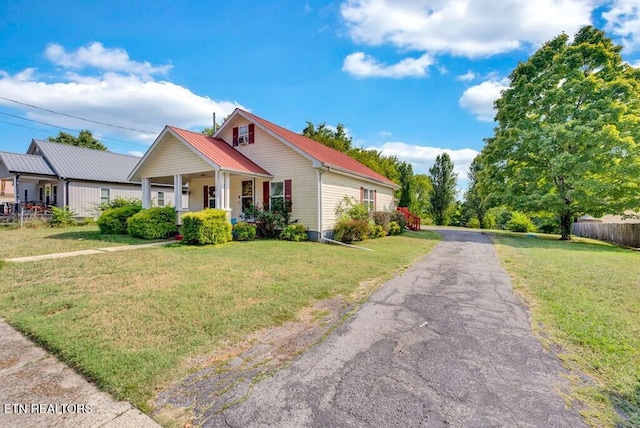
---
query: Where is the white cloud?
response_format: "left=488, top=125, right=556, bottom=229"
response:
left=373, top=141, right=478, bottom=179
left=456, top=71, right=477, bottom=81
left=459, top=78, right=509, bottom=122
left=0, top=43, right=242, bottom=146
left=379, top=130, right=392, bottom=137
left=45, top=42, right=172, bottom=78
left=341, top=0, right=596, bottom=58
left=343, top=51, right=434, bottom=78
left=127, top=150, right=145, bottom=157
left=603, top=0, right=640, bottom=52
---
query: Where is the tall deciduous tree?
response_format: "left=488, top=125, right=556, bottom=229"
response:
left=428, top=153, right=457, bottom=225
left=481, top=26, right=640, bottom=240
left=410, top=174, right=433, bottom=218
left=48, top=130, right=107, bottom=151
left=462, top=155, right=487, bottom=226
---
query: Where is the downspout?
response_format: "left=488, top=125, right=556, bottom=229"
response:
left=65, top=180, right=70, bottom=207
left=317, top=168, right=325, bottom=242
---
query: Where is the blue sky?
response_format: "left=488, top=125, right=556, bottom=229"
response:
left=1, top=0, right=640, bottom=188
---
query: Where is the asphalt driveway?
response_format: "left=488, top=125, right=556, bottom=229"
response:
left=206, top=228, right=585, bottom=427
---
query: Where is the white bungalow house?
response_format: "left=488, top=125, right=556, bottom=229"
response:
left=0, top=140, right=181, bottom=217
left=128, top=108, right=399, bottom=241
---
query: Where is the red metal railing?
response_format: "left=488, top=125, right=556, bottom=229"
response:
left=397, top=207, right=421, bottom=231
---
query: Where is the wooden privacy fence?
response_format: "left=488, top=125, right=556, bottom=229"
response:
left=571, top=222, right=640, bottom=248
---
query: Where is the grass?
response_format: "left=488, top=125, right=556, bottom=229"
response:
left=0, top=225, right=163, bottom=259
left=0, top=231, right=440, bottom=412
left=490, top=232, right=640, bottom=427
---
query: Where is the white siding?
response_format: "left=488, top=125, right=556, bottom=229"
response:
left=137, top=135, right=212, bottom=179
left=321, top=172, right=395, bottom=234
left=220, top=118, right=319, bottom=232
left=68, top=181, right=177, bottom=217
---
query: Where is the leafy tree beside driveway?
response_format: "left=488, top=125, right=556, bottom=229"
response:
left=480, top=26, right=640, bottom=240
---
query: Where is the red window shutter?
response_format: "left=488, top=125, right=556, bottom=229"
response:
left=248, top=124, right=255, bottom=144
left=263, top=181, right=270, bottom=208
left=360, top=187, right=364, bottom=203
left=374, top=190, right=377, bottom=210
left=203, top=185, right=209, bottom=208
left=284, top=179, right=292, bottom=212
left=232, top=127, right=238, bottom=146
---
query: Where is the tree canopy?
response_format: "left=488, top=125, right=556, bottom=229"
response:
left=479, top=26, right=640, bottom=239
left=428, top=153, right=457, bottom=225
left=48, top=130, right=108, bottom=151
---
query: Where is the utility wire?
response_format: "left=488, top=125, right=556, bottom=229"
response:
left=0, top=95, right=157, bottom=134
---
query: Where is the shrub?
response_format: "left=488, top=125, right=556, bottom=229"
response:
left=390, top=211, right=407, bottom=231
left=482, top=212, right=496, bottom=229
left=388, top=221, right=401, bottom=235
left=467, top=217, right=481, bottom=229
left=506, top=211, right=536, bottom=233
left=127, top=206, right=178, bottom=239
left=242, top=200, right=293, bottom=239
left=182, top=209, right=232, bottom=245
left=371, top=211, right=392, bottom=234
left=50, top=206, right=77, bottom=227
left=92, top=197, right=141, bottom=215
left=335, top=196, right=369, bottom=221
left=333, top=218, right=370, bottom=244
left=233, top=222, right=256, bottom=241
left=97, top=205, right=142, bottom=234
left=369, top=224, right=386, bottom=239
left=280, top=224, right=308, bottom=241
left=531, top=212, right=560, bottom=234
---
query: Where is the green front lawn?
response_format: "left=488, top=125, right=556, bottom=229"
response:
left=0, top=231, right=440, bottom=412
left=491, top=233, right=640, bottom=427
left=0, top=225, right=163, bottom=259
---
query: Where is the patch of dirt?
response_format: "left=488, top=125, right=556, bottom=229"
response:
left=151, top=291, right=370, bottom=428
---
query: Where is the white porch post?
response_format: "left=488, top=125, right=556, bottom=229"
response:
left=141, top=178, right=151, bottom=209
left=224, top=172, right=231, bottom=209
left=13, top=176, right=19, bottom=204
left=214, top=170, right=221, bottom=209
left=173, top=174, right=183, bottom=210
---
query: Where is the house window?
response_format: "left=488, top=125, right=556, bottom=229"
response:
left=24, top=189, right=28, bottom=202
left=363, top=188, right=375, bottom=212
left=52, top=185, right=57, bottom=205
left=241, top=180, right=253, bottom=212
left=208, top=186, right=216, bottom=208
left=100, top=188, right=110, bottom=205
left=157, top=191, right=165, bottom=207
left=270, top=181, right=284, bottom=209
left=238, top=125, right=249, bottom=145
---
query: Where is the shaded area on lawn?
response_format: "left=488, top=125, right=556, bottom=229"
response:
left=492, top=233, right=640, bottom=427
left=0, top=231, right=441, bottom=412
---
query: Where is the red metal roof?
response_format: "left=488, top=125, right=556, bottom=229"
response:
left=239, top=110, right=398, bottom=188
left=168, top=126, right=271, bottom=177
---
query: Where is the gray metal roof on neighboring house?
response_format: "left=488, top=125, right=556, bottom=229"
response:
left=0, top=151, right=56, bottom=176
left=28, top=140, right=141, bottom=184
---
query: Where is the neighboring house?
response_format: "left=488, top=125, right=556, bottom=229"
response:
left=600, top=212, right=640, bottom=224
left=0, top=140, right=181, bottom=217
left=129, top=108, right=399, bottom=241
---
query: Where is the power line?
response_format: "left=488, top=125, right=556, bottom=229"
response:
left=0, top=111, right=153, bottom=150
left=0, top=96, right=157, bottom=134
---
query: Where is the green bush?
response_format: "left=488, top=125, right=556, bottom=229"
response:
left=506, top=211, right=536, bottom=233
left=531, top=212, right=560, bottom=234
left=233, top=222, right=256, bottom=241
left=388, top=221, right=401, bottom=235
left=390, top=211, right=407, bottom=231
left=182, top=209, right=232, bottom=245
left=482, top=212, right=496, bottom=229
left=279, top=224, right=308, bottom=241
left=50, top=206, right=77, bottom=227
left=368, top=223, right=387, bottom=239
left=92, top=197, right=141, bottom=216
left=335, top=196, right=370, bottom=221
left=127, top=206, right=178, bottom=239
left=333, top=218, right=370, bottom=244
left=97, top=205, right=142, bottom=234
left=371, top=211, right=392, bottom=233
left=467, top=217, right=481, bottom=229
left=242, top=200, right=292, bottom=239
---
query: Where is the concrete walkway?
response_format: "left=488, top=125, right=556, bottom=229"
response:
left=5, top=241, right=171, bottom=263
left=0, top=320, right=160, bottom=428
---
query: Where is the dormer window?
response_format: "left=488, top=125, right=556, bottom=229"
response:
left=238, top=125, right=249, bottom=145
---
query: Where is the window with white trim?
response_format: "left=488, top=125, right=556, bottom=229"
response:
left=241, top=180, right=253, bottom=212
left=100, top=188, right=110, bottom=205
left=363, top=188, right=375, bottom=212
left=157, top=191, right=165, bottom=207
left=238, top=125, right=249, bottom=145
left=270, top=181, right=284, bottom=209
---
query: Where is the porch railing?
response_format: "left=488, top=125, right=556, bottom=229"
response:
left=396, top=207, right=421, bottom=231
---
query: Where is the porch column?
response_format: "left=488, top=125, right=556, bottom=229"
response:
left=13, top=176, right=19, bottom=204
left=141, top=178, right=151, bottom=209
left=224, top=172, right=231, bottom=210
left=173, top=174, right=183, bottom=210
left=214, top=170, right=221, bottom=209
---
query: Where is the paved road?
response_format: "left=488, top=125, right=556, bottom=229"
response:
left=209, top=228, right=585, bottom=427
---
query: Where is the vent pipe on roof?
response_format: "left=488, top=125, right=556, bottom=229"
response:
left=212, top=112, right=216, bottom=134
